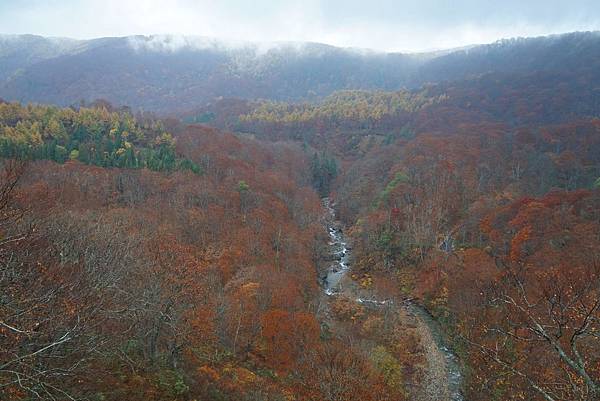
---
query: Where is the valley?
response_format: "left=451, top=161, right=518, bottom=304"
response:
left=320, top=199, right=464, bottom=401
left=1, top=25, right=600, bottom=401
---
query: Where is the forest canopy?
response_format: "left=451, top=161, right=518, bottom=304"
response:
left=0, top=101, right=200, bottom=173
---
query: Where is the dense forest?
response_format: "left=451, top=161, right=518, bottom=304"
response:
left=0, top=103, right=417, bottom=400
left=1, top=31, right=600, bottom=112
left=0, top=101, right=200, bottom=172
left=183, top=46, right=600, bottom=401
left=1, top=29, right=600, bottom=401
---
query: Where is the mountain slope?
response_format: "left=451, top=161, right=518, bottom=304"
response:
left=416, top=30, right=600, bottom=83
left=0, top=31, right=599, bottom=112
left=0, top=35, right=422, bottom=112
left=0, top=34, right=81, bottom=81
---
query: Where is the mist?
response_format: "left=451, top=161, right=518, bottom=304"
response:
left=1, top=0, right=600, bottom=51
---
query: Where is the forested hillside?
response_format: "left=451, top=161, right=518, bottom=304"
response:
left=0, top=101, right=200, bottom=172
left=2, top=28, right=600, bottom=401
left=1, top=32, right=600, bottom=112
left=194, top=51, right=600, bottom=400
left=0, top=102, right=424, bottom=400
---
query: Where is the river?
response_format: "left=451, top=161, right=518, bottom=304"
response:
left=320, top=198, right=465, bottom=401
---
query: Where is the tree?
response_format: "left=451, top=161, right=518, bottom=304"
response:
left=0, top=161, right=95, bottom=400
left=468, top=191, right=600, bottom=401
left=261, top=310, right=319, bottom=372
left=311, top=152, right=337, bottom=197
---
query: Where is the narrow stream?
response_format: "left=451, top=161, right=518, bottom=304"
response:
left=321, top=197, right=465, bottom=401
left=322, top=198, right=351, bottom=296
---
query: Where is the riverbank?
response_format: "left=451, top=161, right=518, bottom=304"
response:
left=318, top=198, right=465, bottom=401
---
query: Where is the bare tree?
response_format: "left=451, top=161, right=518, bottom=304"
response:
left=465, top=259, right=600, bottom=401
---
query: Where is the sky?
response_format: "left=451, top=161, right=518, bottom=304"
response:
left=0, top=0, right=599, bottom=52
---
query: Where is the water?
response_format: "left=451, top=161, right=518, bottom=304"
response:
left=322, top=198, right=351, bottom=296
left=322, top=198, right=393, bottom=305
left=321, top=197, right=465, bottom=401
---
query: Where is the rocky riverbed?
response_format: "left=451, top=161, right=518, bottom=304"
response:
left=319, top=198, right=465, bottom=401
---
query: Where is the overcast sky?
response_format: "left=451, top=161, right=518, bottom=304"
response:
left=0, top=0, right=599, bottom=52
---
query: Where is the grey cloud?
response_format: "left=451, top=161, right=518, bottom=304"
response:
left=0, top=0, right=599, bottom=51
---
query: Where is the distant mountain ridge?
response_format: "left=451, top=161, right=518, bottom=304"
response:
left=0, top=31, right=599, bottom=112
